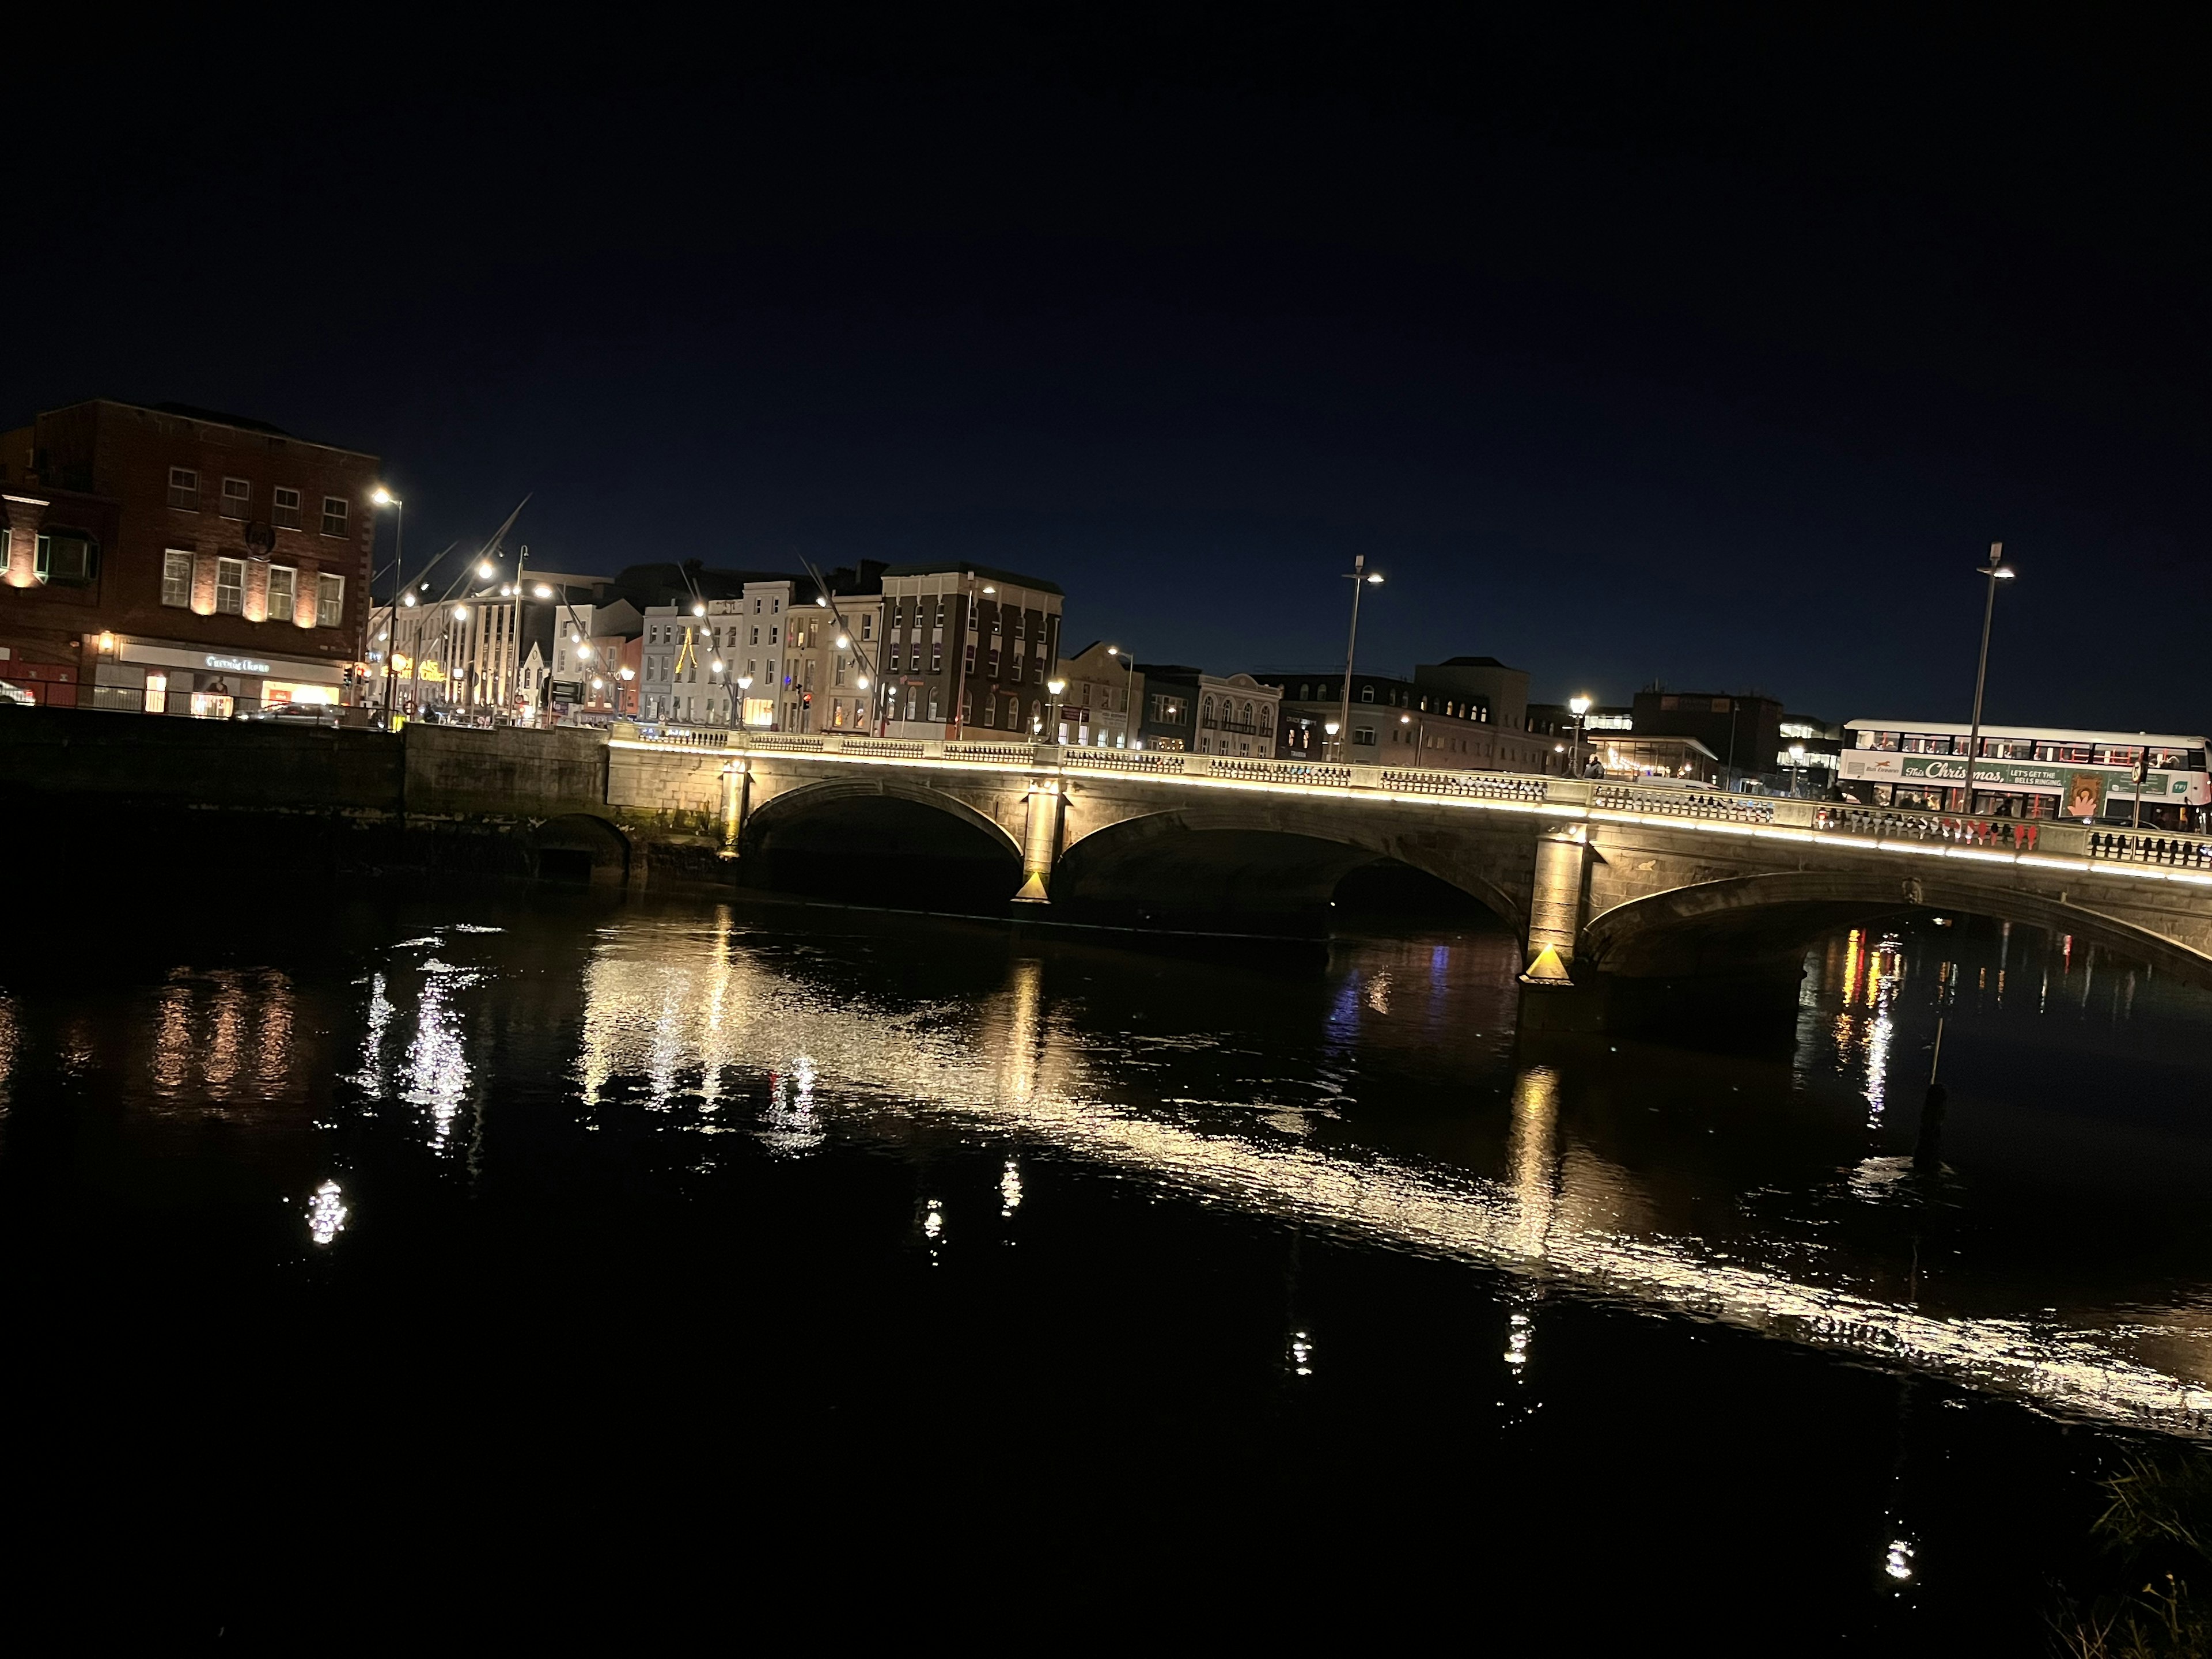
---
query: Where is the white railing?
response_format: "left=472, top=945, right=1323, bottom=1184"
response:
left=614, top=725, right=2208, bottom=862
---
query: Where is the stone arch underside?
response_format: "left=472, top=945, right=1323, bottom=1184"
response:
left=1580, top=869, right=2212, bottom=987
left=533, top=812, right=630, bottom=883
left=1054, top=806, right=1528, bottom=937
left=739, top=775, right=1025, bottom=904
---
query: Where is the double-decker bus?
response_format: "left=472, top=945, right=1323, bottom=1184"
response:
left=1839, top=720, right=2209, bottom=827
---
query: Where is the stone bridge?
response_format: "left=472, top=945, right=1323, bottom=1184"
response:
left=603, top=724, right=2212, bottom=992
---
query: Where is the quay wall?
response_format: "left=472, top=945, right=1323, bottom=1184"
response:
left=0, top=707, right=703, bottom=885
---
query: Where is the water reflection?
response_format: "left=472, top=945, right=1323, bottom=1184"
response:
left=307, top=1179, right=349, bottom=1246
left=550, top=912, right=2212, bottom=1438
left=148, top=967, right=297, bottom=1105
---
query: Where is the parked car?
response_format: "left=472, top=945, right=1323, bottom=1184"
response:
left=0, top=679, right=35, bottom=707
left=244, top=700, right=342, bottom=727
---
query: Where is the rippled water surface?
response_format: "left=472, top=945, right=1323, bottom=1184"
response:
left=5, top=888, right=2211, bottom=1641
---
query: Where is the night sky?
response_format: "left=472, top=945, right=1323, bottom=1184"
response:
left=17, top=13, right=2209, bottom=728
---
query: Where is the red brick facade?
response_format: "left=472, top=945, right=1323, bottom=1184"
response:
left=0, top=399, right=380, bottom=711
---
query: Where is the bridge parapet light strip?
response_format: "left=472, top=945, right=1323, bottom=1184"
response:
left=612, top=730, right=2212, bottom=881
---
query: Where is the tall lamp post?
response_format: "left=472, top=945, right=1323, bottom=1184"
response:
left=371, top=487, right=403, bottom=718
left=1106, top=646, right=1140, bottom=749
left=1569, top=694, right=1592, bottom=779
left=1789, top=743, right=1806, bottom=798
left=1333, top=555, right=1385, bottom=763
left=1046, top=677, right=1066, bottom=744
left=1962, top=543, right=2015, bottom=816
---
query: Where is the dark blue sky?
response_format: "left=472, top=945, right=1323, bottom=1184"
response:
left=16, top=12, right=2210, bottom=727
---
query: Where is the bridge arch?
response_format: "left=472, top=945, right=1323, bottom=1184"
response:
left=1581, top=869, right=2212, bottom=987
left=532, top=812, right=630, bottom=884
left=739, top=775, right=1025, bottom=907
left=1055, top=805, right=1526, bottom=936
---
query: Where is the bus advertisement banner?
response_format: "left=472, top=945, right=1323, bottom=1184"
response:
left=1839, top=750, right=2199, bottom=801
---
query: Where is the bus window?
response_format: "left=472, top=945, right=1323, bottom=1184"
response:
left=2094, top=745, right=2143, bottom=767
left=1984, top=738, right=2034, bottom=759
left=2036, top=742, right=2093, bottom=763
left=1902, top=733, right=1952, bottom=753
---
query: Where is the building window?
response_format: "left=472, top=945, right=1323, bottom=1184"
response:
left=318, top=573, right=345, bottom=624
left=931, top=643, right=943, bottom=671
left=267, top=565, right=297, bottom=622
left=1360, top=684, right=1374, bottom=702
left=35, top=531, right=98, bottom=585
left=273, top=488, right=302, bottom=529
left=162, top=550, right=193, bottom=607
left=221, top=478, right=251, bottom=520
left=320, top=496, right=349, bottom=536
left=169, top=467, right=200, bottom=510
left=215, top=557, right=245, bottom=615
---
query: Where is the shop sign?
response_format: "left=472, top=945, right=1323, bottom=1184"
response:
left=204, top=653, right=272, bottom=675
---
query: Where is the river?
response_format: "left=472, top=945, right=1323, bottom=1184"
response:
left=3, top=885, right=2207, bottom=1642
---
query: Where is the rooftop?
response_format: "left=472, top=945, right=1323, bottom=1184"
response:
left=880, top=562, right=1064, bottom=596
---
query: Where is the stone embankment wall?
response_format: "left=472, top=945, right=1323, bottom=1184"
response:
left=0, top=707, right=699, bottom=885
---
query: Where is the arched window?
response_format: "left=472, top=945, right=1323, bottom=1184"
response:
left=1360, top=684, right=1374, bottom=703
left=1298, top=683, right=1310, bottom=699
left=1260, top=704, right=1273, bottom=731
left=1029, top=698, right=1041, bottom=729
left=1241, top=700, right=1253, bottom=724
left=1202, top=695, right=1214, bottom=723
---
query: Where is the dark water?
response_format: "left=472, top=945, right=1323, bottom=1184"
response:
left=3, top=887, right=2210, bottom=1641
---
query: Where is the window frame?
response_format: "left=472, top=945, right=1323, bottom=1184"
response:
left=215, top=556, right=247, bottom=615
left=320, top=495, right=349, bottom=537
left=168, top=467, right=200, bottom=510
left=317, top=572, right=345, bottom=626
left=220, top=476, right=251, bottom=520
left=161, top=549, right=194, bottom=608
left=272, top=487, right=302, bottom=530
left=267, top=564, right=298, bottom=622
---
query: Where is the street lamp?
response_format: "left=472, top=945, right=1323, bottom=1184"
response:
left=370, top=488, right=404, bottom=717
left=478, top=560, right=495, bottom=580
left=1962, top=543, right=2014, bottom=817
left=1789, top=742, right=1806, bottom=798
left=533, top=584, right=553, bottom=600
left=1332, top=556, right=1385, bottom=763
left=1106, top=646, right=1140, bottom=749
left=1569, top=694, right=1592, bottom=779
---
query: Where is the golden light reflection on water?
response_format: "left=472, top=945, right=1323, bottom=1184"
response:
left=563, top=915, right=2212, bottom=1439
left=147, top=968, right=297, bottom=1104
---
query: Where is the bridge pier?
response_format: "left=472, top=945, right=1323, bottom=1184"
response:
left=1013, top=779, right=1063, bottom=904
left=1520, top=825, right=1588, bottom=986
left=719, top=760, right=749, bottom=859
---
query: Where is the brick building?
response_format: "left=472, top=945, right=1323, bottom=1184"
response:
left=877, top=563, right=1062, bottom=740
left=0, top=399, right=377, bottom=715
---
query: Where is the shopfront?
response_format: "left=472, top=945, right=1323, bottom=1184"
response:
left=111, top=639, right=350, bottom=717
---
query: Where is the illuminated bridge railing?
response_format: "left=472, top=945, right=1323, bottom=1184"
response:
left=2088, top=828, right=2212, bottom=870
left=617, top=725, right=2209, bottom=868
left=1592, top=784, right=1776, bottom=825
left=634, top=724, right=735, bottom=749
left=1209, top=756, right=1353, bottom=787
left=1062, top=749, right=1189, bottom=776
left=942, top=741, right=1038, bottom=763
left=1381, top=767, right=1546, bottom=802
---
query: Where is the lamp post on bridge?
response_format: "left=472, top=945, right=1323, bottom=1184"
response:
left=1962, top=543, right=2014, bottom=816
left=1332, top=555, right=1384, bottom=764
left=1105, top=646, right=1141, bottom=749
left=1569, top=694, right=1592, bottom=780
